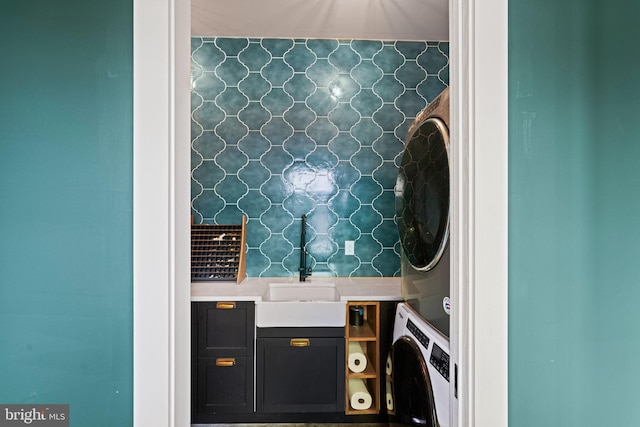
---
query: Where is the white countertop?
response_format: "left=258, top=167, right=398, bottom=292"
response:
left=191, top=276, right=402, bottom=302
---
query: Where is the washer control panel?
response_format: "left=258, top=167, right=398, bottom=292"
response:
left=407, top=319, right=430, bottom=349
left=430, top=343, right=450, bottom=382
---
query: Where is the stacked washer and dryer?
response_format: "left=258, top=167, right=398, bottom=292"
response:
left=389, top=87, right=452, bottom=426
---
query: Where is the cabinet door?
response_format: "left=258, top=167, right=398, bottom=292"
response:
left=194, top=356, right=254, bottom=416
left=195, top=301, right=254, bottom=357
left=257, top=336, right=345, bottom=413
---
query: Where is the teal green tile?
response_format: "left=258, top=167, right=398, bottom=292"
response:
left=328, top=75, right=359, bottom=101
left=306, top=39, right=339, bottom=58
left=238, top=102, right=271, bottom=128
left=372, top=249, right=400, bottom=276
left=396, top=61, right=427, bottom=88
left=216, top=37, right=249, bottom=56
left=417, top=45, right=449, bottom=75
left=396, top=90, right=427, bottom=118
left=306, top=88, right=338, bottom=115
left=261, top=117, right=294, bottom=144
left=261, top=38, right=294, bottom=57
left=193, top=72, right=225, bottom=101
left=215, top=175, right=247, bottom=203
left=283, top=103, right=316, bottom=128
left=216, top=145, right=248, bottom=173
left=373, top=219, right=399, bottom=247
left=395, top=41, right=427, bottom=58
left=192, top=41, right=225, bottom=71
left=283, top=191, right=315, bottom=218
left=238, top=161, right=270, bottom=188
left=351, top=205, right=383, bottom=232
left=191, top=37, right=449, bottom=277
left=328, top=133, right=360, bottom=158
left=192, top=190, right=224, bottom=218
left=373, top=104, right=404, bottom=131
left=307, top=235, right=337, bottom=262
left=238, top=42, right=271, bottom=71
left=333, top=161, right=360, bottom=189
left=216, top=116, right=248, bottom=144
left=283, top=74, right=316, bottom=101
left=283, top=133, right=316, bottom=160
left=261, top=235, right=294, bottom=261
left=328, top=103, right=360, bottom=131
left=351, top=89, right=383, bottom=117
left=351, top=147, right=383, bottom=175
left=238, top=132, right=270, bottom=157
left=306, top=59, right=339, bottom=87
left=283, top=43, right=316, bottom=72
left=372, top=45, right=404, bottom=73
left=260, top=204, right=294, bottom=231
left=216, top=87, right=249, bottom=115
left=244, top=220, right=270, bottom=247
left=238, top=190, right=270, bottom=218
left=192, top=160, right=224, bottom=188
left=306, top=147, right=339, bottom=170
left=215, top=57, right=249, bottom=86
left=328, top=44, right=360, bottom=72
left=306, top=117, right=339, bottom=144
left=329, top=218, right=360, bottom=241
left=262, top=58, right=294, bottom=86
left=238, top=73, right=271, bottom=99
left=192, top=131, right=225, bottom=158
left=307, top=205, right=339, bottom=234
left=351, top=40, right=383, bottom=59
left=351, top=61, right=383, bottom=88
left=352, top=118, right=383, bottom=144
left=372, top=75, right=404, bottom=101
left=261, top=175, right=290, bottom=203
left=261, top=88, right=294, bottom=115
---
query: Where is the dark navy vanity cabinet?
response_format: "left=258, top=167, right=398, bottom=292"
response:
left=191, top=301, right=255, bottom=422
left=256, top=327, right=345, bottom=414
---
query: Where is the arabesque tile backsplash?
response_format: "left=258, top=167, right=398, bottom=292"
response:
left=191, top=37, right=449, bottom=278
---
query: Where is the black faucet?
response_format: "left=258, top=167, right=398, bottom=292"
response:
left=299, top=214, right=312, bottom=281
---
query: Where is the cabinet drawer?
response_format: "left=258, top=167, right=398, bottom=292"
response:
left=193, top=356, right=254, bottom=417
left=193, top=301, right=254, bottom=357
left=257, top=335, right=345, bottom=413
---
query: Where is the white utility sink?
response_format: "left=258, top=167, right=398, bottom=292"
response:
left=255, top=283, right=346, bottom=328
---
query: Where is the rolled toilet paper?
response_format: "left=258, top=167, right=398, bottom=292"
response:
left=385, top=353, right=392, bottom=376
left=348, top=378, right=373, bottom=410
left=348, top=341, right=367, bottom=373
left=386, top=380, right=394, bottom=411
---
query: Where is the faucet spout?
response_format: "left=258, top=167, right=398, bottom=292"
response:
left=299, top=214, right=312, bottom=281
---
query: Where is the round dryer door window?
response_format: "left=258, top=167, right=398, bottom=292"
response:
left=392, top=337, right=438, bottom=427
left=396, top=117, right=450, bottom=271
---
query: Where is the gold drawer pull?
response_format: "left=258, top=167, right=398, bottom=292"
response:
left=215, top=358, right=236, bottom=367
left=216, top=302, right=236, bottom=310
left=290, top=338, right=310, bottom=347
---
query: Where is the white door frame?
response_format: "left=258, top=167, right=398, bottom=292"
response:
left=132, top=0, right=508, bottom=426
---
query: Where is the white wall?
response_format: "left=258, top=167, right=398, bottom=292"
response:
left=192, top=0, right=448, bottom=41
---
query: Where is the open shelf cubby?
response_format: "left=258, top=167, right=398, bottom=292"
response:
left=345, top=301, right=380, bottom=415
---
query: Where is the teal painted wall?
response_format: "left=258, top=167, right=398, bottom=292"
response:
left=0, top=1, right=133, bottom=425
left=509, top=0, right=640, bottom=425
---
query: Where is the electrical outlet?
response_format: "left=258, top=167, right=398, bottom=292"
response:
left=345, top=240, right=355, bottom=256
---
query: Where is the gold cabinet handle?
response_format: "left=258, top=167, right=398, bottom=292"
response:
left=216, top=302, right=236, bottom=310
left=215, top=358, right=236, bottom=367
left=290, top=338, right=310, bottom=347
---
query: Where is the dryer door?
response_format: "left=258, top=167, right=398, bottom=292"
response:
left=396, top=117, right=450, bottom=271
left=391, top=336, right=438, bottom=426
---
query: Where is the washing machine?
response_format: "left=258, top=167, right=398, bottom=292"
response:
left=395, top=87, right=451, bottom=338
left=387, top=302, right=450, bottom=427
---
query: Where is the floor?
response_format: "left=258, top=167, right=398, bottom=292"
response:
left=208, top=424, right=389, bottom=426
